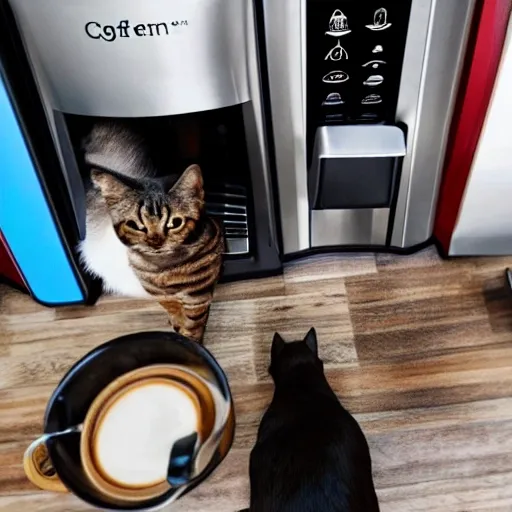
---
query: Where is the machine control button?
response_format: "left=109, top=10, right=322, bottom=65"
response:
left=362, top=60, right=386, bottom=69
left=325, top=40, right=349, bottom=61
left=323, top=70, right=349, bottom=84
left=366, top=8, right=392, bottom=31
left=363, top=74, right=384, bottom=86
left=323, top=92, right=345, bottom=106
left=361, top=94, right=383, bottom=105
left=326, top=9, right=351, bottom=37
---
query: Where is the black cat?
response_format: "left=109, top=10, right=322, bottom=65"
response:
left=246, top=329, right=379, bottom=512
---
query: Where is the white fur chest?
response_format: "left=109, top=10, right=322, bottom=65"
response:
left=78, top=217, right=151, bottom=298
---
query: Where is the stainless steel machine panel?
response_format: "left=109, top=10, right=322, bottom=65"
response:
left=262, top=0, right=309, bottom=254
left=310, top=125, right=406, bottom=162
left=391, top=0, right=476, bottom=248
left=9, top=0, right=250, bottom=117
left=264, top=0, right=477, bottom=254
left=311, top=209, right=390, bottom=246
left=309, top=125, right=405, bottom=247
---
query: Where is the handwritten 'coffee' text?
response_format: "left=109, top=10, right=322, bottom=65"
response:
left=85, top=20, right=189, bottom=42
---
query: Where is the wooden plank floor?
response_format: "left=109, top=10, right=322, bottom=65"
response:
left=1, top=247, right=512, bottom=511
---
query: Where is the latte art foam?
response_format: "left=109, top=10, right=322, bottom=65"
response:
left=94, top=382, right=199, bottom=487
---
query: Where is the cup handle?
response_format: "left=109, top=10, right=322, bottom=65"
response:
left=167, top=432, right=198, bottom=487
left=23, top=435, right=68, bottom=493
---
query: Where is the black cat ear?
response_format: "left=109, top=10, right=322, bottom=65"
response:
left=304, top=328, right=318, bottom=355
left=271, top=332, right=286, bottom=361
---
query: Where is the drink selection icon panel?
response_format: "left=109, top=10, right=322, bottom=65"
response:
left=307, top=0, right=412, bottom=132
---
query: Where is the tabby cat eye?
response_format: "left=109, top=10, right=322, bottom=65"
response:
left=125, top=220, right=145, bottom=231
left=169, top=216, right=184, bottom=231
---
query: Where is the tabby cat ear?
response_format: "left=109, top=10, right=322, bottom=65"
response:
left=170, top=164, right=204, bottom=199
left=304, top=328, right=318, bottom=355
left=91, top=169, right=132, bottom=204
left=271, top=332, right=286, bottom=361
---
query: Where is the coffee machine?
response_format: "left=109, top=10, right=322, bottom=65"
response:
left=0, top=0, right=479, bottom=306
left=263, top=0, right=477, bottom=255
left=0, top=0, right=281, bottom=304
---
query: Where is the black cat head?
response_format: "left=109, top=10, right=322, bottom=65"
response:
left=269, top=328, right=323, bottom=381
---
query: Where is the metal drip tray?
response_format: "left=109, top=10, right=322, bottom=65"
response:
left=206, top=185, right=249, bottom=256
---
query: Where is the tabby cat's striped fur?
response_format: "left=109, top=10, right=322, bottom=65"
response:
left=78, top=122, right=223, bottom=342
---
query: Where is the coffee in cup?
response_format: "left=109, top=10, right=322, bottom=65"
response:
left=92, top=378, right=200, bottom=489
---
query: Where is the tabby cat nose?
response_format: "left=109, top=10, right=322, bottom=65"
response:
left=147, top=234, right=165, bottom=247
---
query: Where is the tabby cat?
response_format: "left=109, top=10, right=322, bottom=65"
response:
left=77, top=122, right=224, bottom=341
left=247, top=329, right=380, bottom=512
